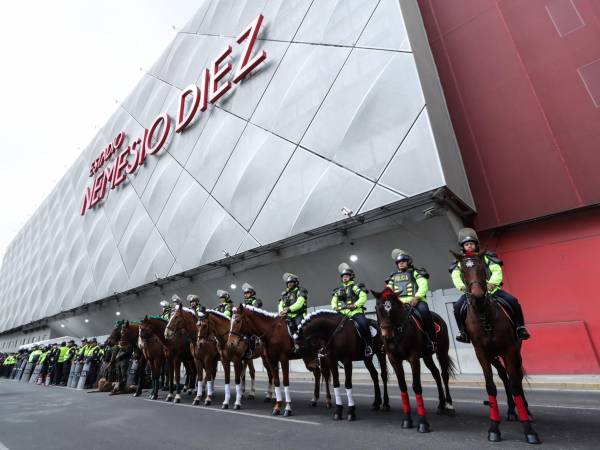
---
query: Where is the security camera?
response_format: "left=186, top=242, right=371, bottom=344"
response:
left=341, top=206, right=353, bottom=218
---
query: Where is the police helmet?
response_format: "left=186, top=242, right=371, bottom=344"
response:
left=458, top=228, right=479, bottom=247
left=391, top=248, right=413, bottom=266
left=217, top=289, right=230, bottom=300
left=171, top=294, right=182, bottom=304
left=283, top=273, right=299, bottom=284
left=242, top=283, right=255, bottom=295
left=159, top=300, right=169, bottom=308
left=338, top=263, right=355, bottom=279
left=187, top=294, right=199, bottom=305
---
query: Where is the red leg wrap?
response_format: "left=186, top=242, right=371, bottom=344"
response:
left=400, top=391, right=411, bottom=414
left=488, top=395, right=500, bottom=422
left=415, top=394, right=426, bottom=417
left=514, top=395, right=529, bottom=422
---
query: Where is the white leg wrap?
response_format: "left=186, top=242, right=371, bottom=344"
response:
left=207, top=381, right=214, bottom=396
left=197, top=381, right=202, bottom=394
left=175, top=393, right=181, bottom=400
left=235, top=384, right=242, bottom=405
left=274, top=386, right=282, bottom=402
left=284, top=386, right=292, bottom=403
left=223, top=383, right=231, bottom=404
left=334, top=387, right=343, bottom=406
left=445, top=402, right=454, bottom=410
left=346, top=388, right=355, bottom=407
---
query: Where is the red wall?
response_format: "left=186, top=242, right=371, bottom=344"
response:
left=481, top=208, right=600, bottom=374
left=418, top=0, right=600, bottom=230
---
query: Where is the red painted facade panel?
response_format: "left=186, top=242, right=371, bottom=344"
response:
left=418, top=0, right=600, bottom=230
left=480, top=208, right=600, bottom=374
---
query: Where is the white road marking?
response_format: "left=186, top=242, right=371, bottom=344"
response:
left=142, top=399, right=321, bottom=425
left=0, top=440, right=10, bottom=450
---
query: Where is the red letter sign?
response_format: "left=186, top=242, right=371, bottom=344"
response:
left=233, top=14, right=267, bottom=84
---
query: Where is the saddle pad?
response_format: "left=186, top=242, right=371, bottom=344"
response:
left=411, top=316, right=442, bottom=334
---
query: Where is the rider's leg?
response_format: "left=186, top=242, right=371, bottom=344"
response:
left=415, top=301, right=436, bottom=352
left=352, top=313, right=373, bottom=356
left=453, top=294, right=470, bottom=343
left=494, top=290, right=530, bottom=340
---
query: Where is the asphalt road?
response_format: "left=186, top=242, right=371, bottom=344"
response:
left=0, top=377, right=599, bottom=450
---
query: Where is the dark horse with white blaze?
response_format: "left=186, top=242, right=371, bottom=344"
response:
left=451, top=248, right=540, bottom=444
left=294, top=310, right=390, bottom=421
left=227, top=304, right=331, bottom=416
left=372, top=287, right=455, bottom=432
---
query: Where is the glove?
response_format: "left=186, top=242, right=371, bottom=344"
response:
left=347, top=304, right=356, bottom=310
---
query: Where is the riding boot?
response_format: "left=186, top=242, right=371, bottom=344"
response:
left=514, top=304, right=530, bottom=340
left=363, top=332, right=374, bottom=358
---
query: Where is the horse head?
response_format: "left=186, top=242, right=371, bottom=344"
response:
left=451, top=248, right=489, bottom=310
left=106, top=320, right=124, bottom=346
left=372, top=286, right=407, bottom=341
left=227, top=303, right=247, bottom=351
left=118, top=320, right=134, bottom=349
left=139, top=317, right=154, bottom=343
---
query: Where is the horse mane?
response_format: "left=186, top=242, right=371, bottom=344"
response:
left=295, top=310, right=340, bottom=339
left=205, top=309, right=230, bottom=321
left=243, top=305, right=279, bottom=319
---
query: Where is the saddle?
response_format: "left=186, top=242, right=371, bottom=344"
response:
left=459, top=296, right=515, bottom=328
left=408, top=306, right=441, bottom=334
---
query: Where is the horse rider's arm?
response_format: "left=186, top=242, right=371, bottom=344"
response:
left=486, top=257, right=503, bottom=289
left=354, top=286, right=368, bottom=308
left=288, top=294, right=306, bottom=313
left=331, top=292, right=340, bottom=311
left=451, top=266, right=466, bottom=291
left=278, top=299, right=285, bottom=313
left=415, top=274, right=429, bottom=301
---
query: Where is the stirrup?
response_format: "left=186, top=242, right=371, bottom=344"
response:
left=456, top=331, right=470, bottom=343
left=364, top=345, right=373, bottom=358
left=516, top=326, right=531, bottom=340
left=427, top=340, right=437, bottom=353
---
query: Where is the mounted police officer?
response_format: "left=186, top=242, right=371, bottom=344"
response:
left=159, top=300, right=171, bottom=321
left=188, top=294, right=202, bottom=315
left=331, top=263, right=373, bottom=357
left=215, top=290, right=233, bottom=317
left=242, top=283, right=263, bottom=308
left=171, top=294, right=183, bottom=308
left=387, top=249, right=436, bottom=352
left=278, top=273, right=308, bottom=335
left=451, top=228, right=530, bottom=343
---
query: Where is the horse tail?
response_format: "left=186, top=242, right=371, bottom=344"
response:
left=446, top=355, right=458, bottom=379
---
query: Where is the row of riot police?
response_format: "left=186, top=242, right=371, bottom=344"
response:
left=0, top=338, right=112, bottom=390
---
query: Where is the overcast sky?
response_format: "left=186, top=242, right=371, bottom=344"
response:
left=0, top=1, right=199, bottom=266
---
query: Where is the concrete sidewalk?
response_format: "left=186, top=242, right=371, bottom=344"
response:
left=246, top=371, right=600, bottom=391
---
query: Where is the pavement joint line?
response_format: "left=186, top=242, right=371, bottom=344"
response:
left=140, top=398, right=321, bottom=425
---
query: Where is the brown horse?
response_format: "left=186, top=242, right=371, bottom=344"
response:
left=138, top=317, right=168, bottom=400
left=451, top=249, right=540, bottom=444
left=372, top=287, right=455, bottom=432
left=163, top=306, right=198, bottom=403
left=200, top=308, right=274, bottom=409
left=114, top=321, right=144, bottom=395
left=294, top=310, right=389, bottom=421
left=227, top=304, right=330, bottom=416
left=192, top=310, right=221, bottom=406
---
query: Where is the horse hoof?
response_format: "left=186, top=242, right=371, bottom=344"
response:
left=309, top=400, right=317, bottom=407
left=192, top=399, right=200, bottom=406
left=174, top=398, right=181, bottom=404
left=401, top=418, right=413, bottom=429
left=247, top=394, right=255, bottom=400
left=488, top=431, right=502, bottom=442
left=234, top=404, right=241, bottom=410
left=165, top=396, right=173, bottom=402
left=283, top=409, right=292, bottom=417
left=325, top=401, right=332, bottom=409
left=204, top=400, right=212, bottom=406
left=272, top=409, right=281, bottom=416
left=133, top=392, right=141, bottom=397
left=417, top=421, right=430, bottom=433
left=264, top=397, right=272, bottom=403
left=370, top=404, right=380, bottom=411
left=381, top=404, right=391, bottom=412
left=525, top=433, right=541, bottom=445
left=347, top=406, right=356, bottom=421
left=222, top=404, right=229, bottom=410
left=333, top=405, right=343, bottom=421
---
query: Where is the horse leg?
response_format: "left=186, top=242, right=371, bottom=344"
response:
left=193, top=359, right=203, bottom=406
left=435, top=343, right=455, bottom=414
left=134, top=357, right=146, bottom=397
left=234, top=360, right=243, bottom=410
left=322, top=359, right=332, bottom=409
left=474, top=347, right=502, bottom=442
left=423, top=355, right=447, bottom=415
left=222, top=360, right=231, bottom=409
left=410, top=357, right=430, bottom=433
left=247, top=359, right=256, bottom=400
left=490, top=356, right=515, bottom=421
left=271, top=359, right=282, bottom=416
left=263, top=356, right=274, bottom=403
left=505, top=350, right=541, bottom=444
left=174, top=359, right=182, bottom=403
left=165, top=359, right=174, bottom=402
left=204, top=355, right=216, bottom=406
left=310, top=365, right=320, bottom=407
left=331, top=360, right=343, bottom=420
left=344, top=360, right=356, bottom=421
left=364, top=357, right=381, bottom=411
left=282, top=358, right=293, bottom=417
left=389, top=355, right=412, bottom=428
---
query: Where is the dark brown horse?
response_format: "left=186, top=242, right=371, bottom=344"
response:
left=294, top=310, right=389, bottom=421
left=227, top=304, right=330, bottom=416
left=451, top=249, right=540, bottom=444
left=372, top=287, right=455, bottom=432
left=139, top=317, right=168, bottom=400
left=192, top=310, right=221, bottom=406
left=114, top=321, right=144, bottom=396
left=163, top=306, right=198, bottom=403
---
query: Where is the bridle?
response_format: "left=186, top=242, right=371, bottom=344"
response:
left=376, top=295, right=408, bottom=343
